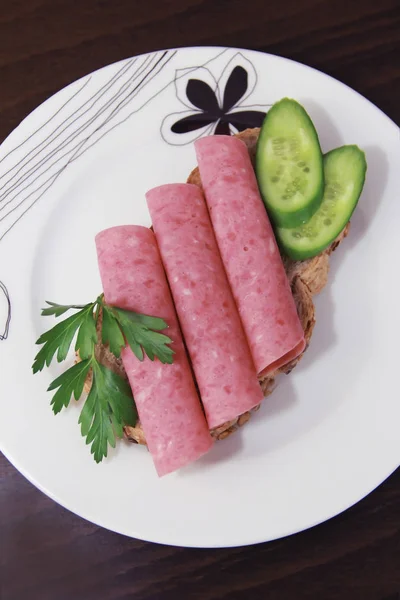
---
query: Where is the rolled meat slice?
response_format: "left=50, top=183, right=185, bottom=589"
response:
left=96, top=225, right=213, bottom=476
left=146, top=184, right=263, bottom=429
left=195, top=136, right=305, bottom=377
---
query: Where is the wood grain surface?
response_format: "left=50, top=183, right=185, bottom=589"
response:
left=1, top=1, right=399, bottom=599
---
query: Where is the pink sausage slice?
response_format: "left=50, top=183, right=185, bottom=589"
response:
left=96, top=225, right=213, bottom=476
left=146, top=184, right=263, bottom=429
left=195, top=136, right=305, bottom=376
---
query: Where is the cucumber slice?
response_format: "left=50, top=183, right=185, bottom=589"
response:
left=277, top=145, right=367, bottom=260
left=256, top=98, right=324, bottom=228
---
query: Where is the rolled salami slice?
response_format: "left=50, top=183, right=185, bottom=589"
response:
left=195, top=136, right=305, bottom=376
left=96, top=225, right=213, bottom=476
left=146, top=184, right=263, bottom=429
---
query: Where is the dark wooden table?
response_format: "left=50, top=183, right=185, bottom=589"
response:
left=1, top=1, right=399, bottom=598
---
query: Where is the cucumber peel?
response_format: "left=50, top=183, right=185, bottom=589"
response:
left=277, top=145, right=367, bottom=260
left=256, top=98, right=324, bottom=228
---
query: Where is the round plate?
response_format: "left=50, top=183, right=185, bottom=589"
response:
left=0, top=47, right=399, bottom=548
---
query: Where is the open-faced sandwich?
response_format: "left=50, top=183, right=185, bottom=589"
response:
left=33, top=99, right=367, bottom=476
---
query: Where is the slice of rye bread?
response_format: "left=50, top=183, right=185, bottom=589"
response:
left=82, top=127, right=349, bottom=445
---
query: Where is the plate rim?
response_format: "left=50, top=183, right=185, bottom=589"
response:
left=1, top=441, right=399, bottom=548
left=1, top=45, right=398, bottom=154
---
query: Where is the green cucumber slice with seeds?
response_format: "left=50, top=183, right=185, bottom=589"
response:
left=256, top=98, right=324, bottom=228
left=277, top=145, right=367, bottom=260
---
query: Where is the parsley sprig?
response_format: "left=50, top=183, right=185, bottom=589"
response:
left=33, top=295, right=174, bottom=462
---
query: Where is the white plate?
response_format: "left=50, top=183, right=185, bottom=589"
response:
left=0, top=47, right=399, bottom=548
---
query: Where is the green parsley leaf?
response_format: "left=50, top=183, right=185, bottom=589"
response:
left=32, top=305, right=95, bottom=373
left=101, top=307, right=125, bottom=358
left=47, top=359, right=92, bottom=414
left=109, top=306, right=174, bottom=364
left=78, top=362, right=137, bottom=463
left=75, top=308, right=97, bottom=360
left=120, top=311, right=169, bottom=331
left=41, top=301, right=91, bottom=318
left=79, top=379, right=113, bottom=462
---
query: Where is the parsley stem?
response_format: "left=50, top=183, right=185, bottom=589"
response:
left=95, top=295, right=104, bottom=321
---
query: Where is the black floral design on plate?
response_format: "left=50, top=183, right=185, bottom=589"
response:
left=0, top=281, right=11, bottom=341
left=171, top=66, right=266, bottom=135
left=161, top=52, right=271, bottom=145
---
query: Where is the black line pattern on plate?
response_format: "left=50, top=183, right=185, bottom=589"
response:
left=0, top=55, right=155, bottom=220
left=0, top=75, right=92, bottom=170
left=0, top=50, right=176, bottom=242
left=0, top=56, right=138, bottom=193
left=69, top=50, right=227, bottom=161
left=0, top=281, right=11, bottom=341
left=0, top=54, right=172, bottom=237
left=76, top=50, right=237, bottom=158
left=0, top=53, right=156, bottom=213
left=0, top=53, right=175, bottom=236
